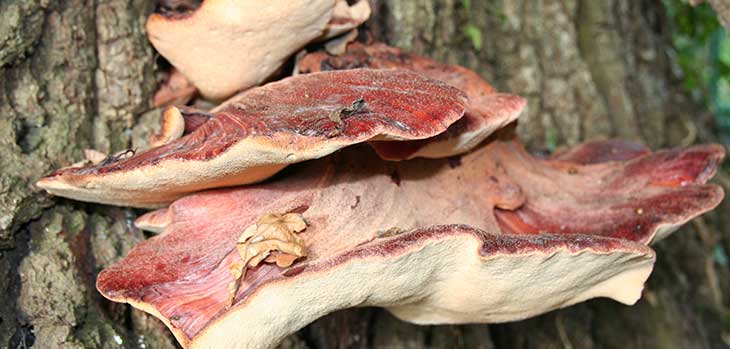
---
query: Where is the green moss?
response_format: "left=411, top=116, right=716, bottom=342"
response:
left=16, top=207, right=130, bottom=349
left=0, top=0, right=47, bottom=67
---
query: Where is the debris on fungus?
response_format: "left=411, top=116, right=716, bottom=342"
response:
left=97, top=131, right=724, bottom=348
left=228, top=213, right=308, bottom=306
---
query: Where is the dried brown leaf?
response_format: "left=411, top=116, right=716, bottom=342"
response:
left=227, top=213, right=308, bottom=306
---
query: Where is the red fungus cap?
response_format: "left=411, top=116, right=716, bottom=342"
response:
left=37, top=69, right=467, bottom=208
left=297, top=42, right=526, bottom=160
left=99, top=133, right=724, bottom=348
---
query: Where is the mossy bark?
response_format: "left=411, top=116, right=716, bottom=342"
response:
left=0, top=1, right=172, bottom=348
left=0, top=0, right=727, bottom=348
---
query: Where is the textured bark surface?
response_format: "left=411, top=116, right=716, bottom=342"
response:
left=0, top=1, right=172, bottom=348
left=0, top=0, right=727, bottom=348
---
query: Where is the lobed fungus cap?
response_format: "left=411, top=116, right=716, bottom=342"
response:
left=37, top=69, right=467, bottom=208
left=297, top=42, right=526, bottom=160
left=100, top=134, right=724, bottom=348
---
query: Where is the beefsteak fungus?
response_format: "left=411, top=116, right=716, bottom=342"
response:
left=297, top=42, right=525, bottom=160
left=98, top=131, right=724, bottom=348
left=147, top=0, right=371, bottom=100
left=34, top=23, right=725, bottom=347
left=37, top=69, right=468, bottom=208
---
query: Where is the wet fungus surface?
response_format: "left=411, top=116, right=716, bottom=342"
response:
left=37, top=69, right=467, bottom=208
left=97, top=133, right=723, bottom=348
left=298, top=42, right=525, bottom=160
left=34, top=27, right=726, bottom=349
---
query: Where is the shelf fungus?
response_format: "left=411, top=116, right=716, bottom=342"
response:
left=36, top=69, right=467, bottom=208
left=153, top=68, right=197, bottom=108
left=34, top=24, right=726, bottom=346
left=297, top=42, right=526, bottom=160
left=97, top=129, right=724, bottom=348
left=147, top=0, right=371, bottom=100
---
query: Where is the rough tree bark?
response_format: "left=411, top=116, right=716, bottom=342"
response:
left=1, top=0, right=728, bottom=348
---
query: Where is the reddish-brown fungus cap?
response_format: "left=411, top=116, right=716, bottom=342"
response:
left=99, top=134, right=724, bottom=348
left=297, top=42, right=526, bottom=159
left=37, top=69, right=467, bottom=208
left=492, top=140, right=725, bottom=243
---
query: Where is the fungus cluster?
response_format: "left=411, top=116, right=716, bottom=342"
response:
left=36, top=3, right=725, bottom=349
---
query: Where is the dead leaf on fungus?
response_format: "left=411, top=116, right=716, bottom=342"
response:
left=228, top=213, right=308, bottom=306
left=98, top=131, right=725, bottom=348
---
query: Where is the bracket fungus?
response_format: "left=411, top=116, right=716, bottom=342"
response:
left=98, top=130, right=724, bottom=348
left=148, top=0, right=371, bottom=100
left=37, top=69, right=467, bottom=208
left=33, top=16, right=726, bottom=346
left=153, top=68, right=198, bottom=108
left=296, top=42, right=526, bottom=160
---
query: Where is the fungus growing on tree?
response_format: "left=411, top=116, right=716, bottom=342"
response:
left=36, top=69, right=468, bottom=208
left=33, top=13, right=725, bottom=345
left=153, top=68, right=197, bottom=108
left=147, top=0, right=371, bottom=100
left=296, top=42, right=525, bottom=160
left=98, top=130, right=724, bottom=348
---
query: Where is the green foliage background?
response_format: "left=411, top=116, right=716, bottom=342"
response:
left=665, top=0, right=730, bottom=142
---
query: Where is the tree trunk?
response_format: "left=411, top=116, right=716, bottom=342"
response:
left=1, top=0, right=728, bottom=348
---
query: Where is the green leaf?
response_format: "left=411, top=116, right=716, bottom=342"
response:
left=714, top=245, right=728, bottom=266
left=463, top=24, right=482, bottom=51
